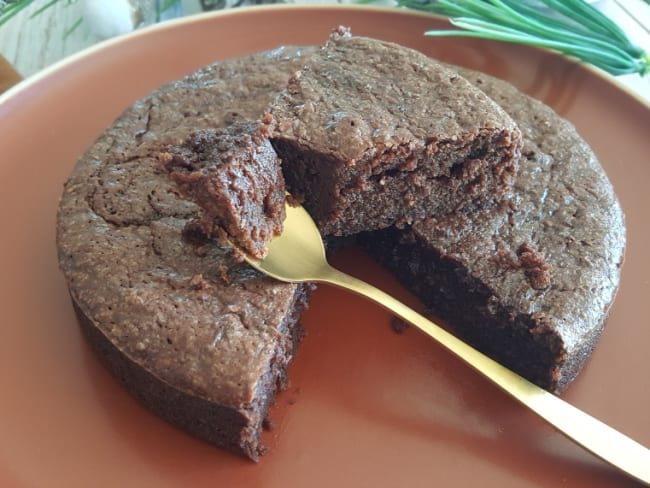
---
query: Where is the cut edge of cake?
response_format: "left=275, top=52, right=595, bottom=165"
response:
left=159, top=120, right=285, bottom=260
left=268, top=27, right=523, bottom=236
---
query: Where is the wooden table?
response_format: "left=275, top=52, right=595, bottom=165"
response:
left=0, top=53, right=21, bottom=93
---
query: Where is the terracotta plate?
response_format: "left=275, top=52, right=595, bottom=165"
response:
left=0, top=6, right=648, bottom=487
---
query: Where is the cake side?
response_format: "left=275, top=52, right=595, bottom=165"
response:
left=454, top=66, right=625, bottom=391
left=73, top=286, right=309, bottom=459
left=160, top=122, right=285, bottom=259
left=364, top=68, right=625, bottom=393
left=56, top=47, right=315, bottom=459
left=269, top=28, right=522, bottom=236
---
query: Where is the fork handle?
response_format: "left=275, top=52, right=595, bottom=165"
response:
left=318, top=265, right=650, bottom=486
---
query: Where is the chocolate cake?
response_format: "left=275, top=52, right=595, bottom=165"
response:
left=57, top=37, right=624, bottom=459
left=56, top=47, right=315, bottom=460
left=363, top=67, right=625, bottom=393
left=268, top=28, right=522, bottom=236
left=159, top=122, right=285, bottom=259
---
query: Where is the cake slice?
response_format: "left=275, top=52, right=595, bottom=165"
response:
left=159, top=121, right=285, bottom=259
left=57, top=47, right=315, bottom=460
left=268, top=28, right=522, bottom=236
left=364, top=67, right=625, bottom=393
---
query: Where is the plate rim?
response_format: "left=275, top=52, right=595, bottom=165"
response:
left=0, top=4, right=649, bottom=113
left=0, top=6, right=647, bottom=486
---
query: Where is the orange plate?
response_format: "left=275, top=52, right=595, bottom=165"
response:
left=0, top=6, right=648, bottom=487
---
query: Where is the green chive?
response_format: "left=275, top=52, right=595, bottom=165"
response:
left=390, top=0, right=649, bottom=77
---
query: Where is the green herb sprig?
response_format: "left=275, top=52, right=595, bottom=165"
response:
left=394, top=0, right=650, bottom=76
left=0, top=0, right=38, bottom=27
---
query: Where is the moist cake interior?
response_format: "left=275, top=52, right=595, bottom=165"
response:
left=269, top=29, right=522, bottom=236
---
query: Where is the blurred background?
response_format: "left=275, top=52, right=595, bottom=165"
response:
left=0, top=0, right=648, bottom=99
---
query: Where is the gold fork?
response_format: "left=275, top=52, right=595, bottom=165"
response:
left=242, top=202, right=650, bottom=486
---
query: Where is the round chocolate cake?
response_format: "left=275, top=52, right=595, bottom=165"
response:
left=56, top=37, right=624, bottom=460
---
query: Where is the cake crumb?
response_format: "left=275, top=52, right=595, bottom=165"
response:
left=331, top=25, right=352, bottom=38
left=390, top=316, right=410, bottom=334
left=517, top=243, right=552, bottom=289
left=286, top=386, right=301, bottom=405
left=262, top=417, right=274, bottom=431
left=217, top=265, right=230, bottom=285
left=229, top=247, right=246, bottom=263
left=157, top=151, right=173, bottom=164
left=189, top=274, right=208, bottom=291
left=285, top=192, right=304, bottom=206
